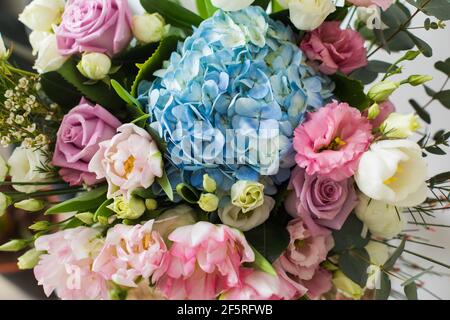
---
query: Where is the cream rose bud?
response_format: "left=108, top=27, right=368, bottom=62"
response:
left=381, top=113, right=421, bottom=138
left=198, top=193, right=219, bottom=212
left=132, top=13, right=165, bottom=44
left=18, top=0, right=65, bottom=32
left=7, top=146, right=50, bottom=193
left=218, top=196, right=275, bottom=231
left=0, top=155, right=8, bottom=181
left=77, top=53, right=112, bottom=80
left=280, top=0, right=336, bottom=31
left=14, top=199, right=46, bottom=212
left=231, top=180, right=265, bottom=213
left=108, top=196, right=146, bottom=220
left=211, top=0, right=255, bottom=11
left=355, top=139, right=428, bottom=207
left=0, top=34, right=7, bottom=59
left=332, top=271, right=364, bottom=300
left=0, top=193, right=12, bottom=217
left=34, top=34, right=68, bottom=74
left=153, top=205, right=197, bottom=240
left=355, top=194, right=406, bottom=239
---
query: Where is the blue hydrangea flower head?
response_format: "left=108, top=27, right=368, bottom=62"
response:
left=138, top=6, right=334, bottom=191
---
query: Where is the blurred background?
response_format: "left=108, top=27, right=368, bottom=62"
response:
left=0, top=0, right=449, bottom=299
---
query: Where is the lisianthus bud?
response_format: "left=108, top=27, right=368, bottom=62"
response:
left=0, top=192, right=12, bottom=217
left=145, top=199, right=158, bottom=211
left=17, top=248, right=43, bottom=270
left=203, top=174, right=217, bottom=193
left=75, top=212, right=95, bottom=225
left=407, top=74, right=433, bottom=86
left=231, top=180, right=265, bottom=213
left=368, top=81, right=400, bottom=102
left=381, top=113, right=421, bottom=138
left=198, top=193, right=219, bottom=212
left=0, top=34, right=7, bottom=59
left=332, top=271, right=364, bottom=300
left=29, top=220, right=51, bottom=231
left=77, top=53, right=112, bottom=80
left=366, top=103, right=380, bottom=120
left=14, top=199, right=45, bottom=212
left=132, top=13, right=166, bottom=44
left=0, top=155, right=8, bottom=182
left=0, top=239, right=28, bottom=252
left=109, top=196, right=146, bottom=220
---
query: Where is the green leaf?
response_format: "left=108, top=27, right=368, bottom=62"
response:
left=402, top=267, right=433, bottom=287
left=114, top=42, right=160, bottom=64
left=428, top=171, right=450, bottom=186
left=249, top=245, right=277, bottom=276
left=339, top=248, right=370, bottom=287
left=93, top=198, right=115, bottom=225
left=176, top=183, right=200, bottom=204
left=435, top=58, right=450, bottom=76
left=40, top=72, right=82, bottom=111
left=131, top=36, right=180, bottom=96
left=253, top=0, right=271, bottom=9
left=434, top=90, right=450, bottom=109
left=377, top=29, right=415, bottom=52
left=62, top=217, right=85, bottom=230
left=424, top=85, right=437, bottom=97
left=375, top=273, right=391, bottom=300
left=332, top=214, right=370, bottom=253
left=407, top=0, right=450, bottom=21
left=425, top=145, right=446, bottom=155
left=0, top=239, right=29, bottom=252
left=140, top=0, right=203, bottom=29
left=45, top=186, right=107, bottom=215
left=111, top=79, right=146, bottom=125
left=367, top=60, right=393, bottom=73
left=351, top=67, right=379, bottom=85
left=383, top=237, right=406, bottom=270
left=409, top=99, right=431, bottom=124
left=157, top=169, right=174, bottom=201
left=381, top=3, right=411, bottom=28
left=326, top=7, right=349, bottom=21
left=331, top=74, right=371, bottom=110
left=408, top=33, right=433, bottom=57
left=132, top=187, right=156, bottom=199
left=404, top=281, right=418, bottom=300
left=195, top=0, right=217, bottom=19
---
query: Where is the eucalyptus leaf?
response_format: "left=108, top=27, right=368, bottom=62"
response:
left=375, top=272, right=391, bottom=300
left=424, top=85, right=437, bottom=97
left=435, top=58, right=450, bottom=76
left=45, top=186, right=107, bottom=215
left=407, top=0, right=450, bottom=21
left=381, top=3, right=411, bottom=28
left=434, top=90, right=450, bottom=109
left=404, top=281, right=418, bottom=300
left=383, top=237, right=406, bottom=270
left=332, top=214, right=370, bottom=253
left=409, top=99, right=431, bottom=124
left=428, top=171, right=450, bottom=186
left=408, top=33, right=433, bottom=57
left=339, top=248, right=370, bottom=287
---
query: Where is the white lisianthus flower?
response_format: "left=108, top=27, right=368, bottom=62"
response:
left=18, top=0, right=65, bottom=32
left=132, top=13, right=166, bottom=44
left=218, top=196, right=275, bottom=231
left=0, top=34, right=7, bottom=59
left=29, top=31, right=52, bottom=56
left=381, top=113, right=421, bottom=139
left=279, top=0, right=336, bottom=31
left=355, top=140, right=428, bottom=207
left=7, top=146, right=50, bottom=193
left=0, top=155, right=8, bottom=182
left=77, top=52, right=112, bottom=80
left=365, top=241, right=389, bottom=290
left=34, top=34, right=69, bottom=74
left=211, top=0, right=255, bottom=11
left=0, top=193, right=12, bottom=217
left=355, top=194, right=406, bottom=239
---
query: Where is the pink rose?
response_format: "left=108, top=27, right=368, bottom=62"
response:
left=274, top=218, right=333, bottom=299
left=300, top=21, right=368, bottom=75
left=56, top=0, right=133, bottom=56
left=88, top=124, right=163, bottom=200
left=293, top=101, right=373, bottom=181
left=363, top=100, right=396, bottom=128
left=156, top=222, right=255, bottom=300
left=347, top=0, right=393, bottom=10
left=285, top=166, right=358, bottom=236
left=34, top=227, right=107, bottom=300
left=53, top=98, right=121, bottom=186
left=92, top=220, right=168, bottom=288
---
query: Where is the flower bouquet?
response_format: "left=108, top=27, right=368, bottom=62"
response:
left=0, top=0, right=449, bottom=300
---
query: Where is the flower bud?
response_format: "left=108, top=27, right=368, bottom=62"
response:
left=17, top=248, right=43, bottom=270
left=381, top=112, right=421, bottom=138
left=145, top=198, right=158, bottom=211
left=203, top=174, right=217, bottom=193
left=18, top=0, right=65, bottom=32
left=14, top=199, right=45, bottom=212
left=29, top=220, right=51, bottom=231
left=75, top=212, right=95, bottom=225
left=0, top=155, right=8, bottom=182
left=0, top=239, right=28, bottom=252
left=231, top=180, right=265, bottom=213
left=407, top=75, right=433, bottom=86
left=0, top=192, right=12, bottom=217
left=108, top=196, right=145, bottom=220
left=332, top=270, right=364, bottom=300
left=368, top=81, right=400, bottom=102
left=77, top=52, right=112, bottom=80
left=366, top=103, right=380, bottom=120
left=132, top=13, right=165, bottom=44
left=198, top=193, right=219, bottom=212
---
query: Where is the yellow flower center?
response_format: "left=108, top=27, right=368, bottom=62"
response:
left=143, top=233, right=154, bottom=250
left=123, top=155, right=135, bottom=177
left=384, top=165, right=404, bottom=185
left=320, top=137, right=347, bottom=152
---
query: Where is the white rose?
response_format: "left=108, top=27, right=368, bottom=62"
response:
left=0, top=34, right=7, bottom=59
left=33, top=34, right=68, bottom=74
left=7, top=146, right=50, bottom=193
left=29, top=31, right=51, bottom=56
left=0, top=154, right=8, bottom=182
left=153, top=205, right=197, bottom=240
left=218, top=196, right=275, bottom=231
left=355, top=140, right=428, bottom=207
left=211, top=0, right=255, bottom=11
left=0, top=193, right=12, bottom=217
left=355, top=194, right=405, bottom=239
left=18, top=0, right=65, bottom=32
left=77, top=52, right=111, bottom=80
left=132, top=13, right=166, bottom=44
left=280, top=0, right=336, bottom=31
left=381, top=113, right=421, bottom=139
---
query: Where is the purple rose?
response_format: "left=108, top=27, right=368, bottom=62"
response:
left=56, top=0, right=133, bottom=56
left=285, top=166, right=358, bottom=236
left=52, top=98, right=121, bottom=186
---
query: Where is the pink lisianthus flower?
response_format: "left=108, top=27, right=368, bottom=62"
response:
left=347, top=0, right=394, bottom=10
left=33, top=227, right=108, bottom=300
left=156, top=222, right=255, bottom=300
left=52, top=98, right=121, bottom=186
left=293, top=101, right=373, bottom=181
left=300, top=21, right=368, bottom=75
left=92, top=220, right=168, bottom=288
left=274, top=218, right=334, bottom=299
left=56, top=0, right=133, bottom=56
left=285, top=166, right=358, bottom=236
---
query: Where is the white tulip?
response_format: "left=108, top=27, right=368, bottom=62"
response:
left=29, top=31, right=51, bottom=56
left=218, top=196, right=275, bottom=231
left=355, top=140, right=428, bottom=207
left=279, top=0, right=336, bottom=31
left=355, top=194, right=406, bottom=239
left=381, top=113, right=421, bottom=139
left=0, top=155, right=8, bottom=182
left=0, top=34, right=7, bottom=59
left=211, top=0, right=255, bottom=11
left=18, top=0, right=65, bottom=32
left=0, top=193, right=12, bottom=217
left=77, top=52, right=111, bottom=80
left=7, top=146, right=50, bottom=193
left=132, top=13, right=166, bottom=44
left=33, top=34, right=68, bottom=74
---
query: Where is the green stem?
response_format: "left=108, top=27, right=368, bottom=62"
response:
left=0, top=181, right=67, bottom=186
left=6, top=187, right=84, bottom=200
left=382, top=242, right=450, bottom=269
left=6, top=64, right=37, bottom=77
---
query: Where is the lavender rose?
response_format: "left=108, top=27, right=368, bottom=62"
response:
left=56, top=0, right=133, bottom=56
left=52, top=98, right=121, bottom=185
left=285, top=166, right=358, bottom=236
